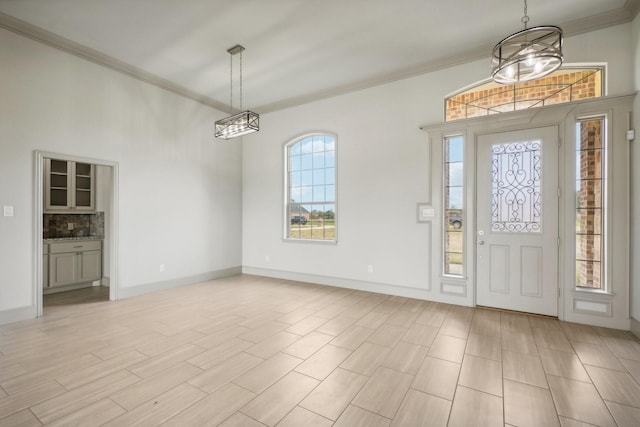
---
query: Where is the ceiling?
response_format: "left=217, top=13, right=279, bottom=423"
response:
left=0, top=0, right=637, bottom=113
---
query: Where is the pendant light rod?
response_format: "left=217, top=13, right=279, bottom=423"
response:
left=227, top=44, right=245, bottom=113
left=215, top=44, right=259, bottom=140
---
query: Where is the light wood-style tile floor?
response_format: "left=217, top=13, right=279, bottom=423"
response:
left=2, top=274, right=640, bottom=426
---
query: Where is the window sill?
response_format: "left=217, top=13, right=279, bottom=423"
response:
left=283, top=238, right=337, bottom=245
left=572, top=287, right=614, bottom=297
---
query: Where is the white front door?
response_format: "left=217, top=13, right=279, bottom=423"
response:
left=476, top=126, right=559, bottom=316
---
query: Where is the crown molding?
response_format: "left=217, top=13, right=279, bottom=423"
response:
left=1, top=3, right=638, bottom=115
left=625, top=0, right=640, bottom=17
left=0, top=12, right=229, bottom=113
left=562, top=1, right=639, bottom=36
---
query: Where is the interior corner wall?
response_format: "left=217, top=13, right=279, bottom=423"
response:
left=242, top=23, right=636, bottom=309
left=631, top=12, right=640, bottom=332
left=0, top=28, right=242, bottom=322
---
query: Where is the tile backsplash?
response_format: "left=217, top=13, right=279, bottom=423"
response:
left=43, top=212, right=104, bottom=239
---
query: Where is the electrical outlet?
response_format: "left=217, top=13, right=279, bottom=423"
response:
left=265, top=255, right=270, bottom=263
left=67, top=223, right=75, bottom=230
left=367, top=265, right=374, bottom=273
left=159, top=264, right=165, bottom=272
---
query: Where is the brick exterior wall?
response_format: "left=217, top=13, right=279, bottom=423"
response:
left=576, top=119, right=603, bottom=289
left=446, top=69, right=602, bottom=121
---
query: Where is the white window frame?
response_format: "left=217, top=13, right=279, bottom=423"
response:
left=442, top=134, right=465, bottom=277
left=574, top=114, right=609, bottom=293
left=283, top=132, right=338, bottom=243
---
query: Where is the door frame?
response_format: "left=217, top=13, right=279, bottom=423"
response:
left=474, top=126, right=560, bottom=316
left=34, top=151, right=120, bottom=317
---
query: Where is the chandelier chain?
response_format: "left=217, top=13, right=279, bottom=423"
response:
left=521, top=0, right=529, bottom=29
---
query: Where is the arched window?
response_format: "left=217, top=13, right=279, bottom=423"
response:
left=285, top=133, right=336, bottom=241
left=445, top=66, right=604, bottom=121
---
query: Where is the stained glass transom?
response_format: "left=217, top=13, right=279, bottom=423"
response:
left=491, top=141, right=542, bottom=233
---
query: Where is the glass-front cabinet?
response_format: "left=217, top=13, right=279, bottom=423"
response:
left=44, top=158, right=95, bottom=212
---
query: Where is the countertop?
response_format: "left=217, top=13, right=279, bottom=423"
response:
left=44, top=236, right=104, bottom=242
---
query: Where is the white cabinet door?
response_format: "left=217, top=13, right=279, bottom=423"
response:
left=49, top=252, right=80, bottom=287
left=476, top=126, right=559, bottom=316
left=44, top=159, right=95, bottom=213
left=79, top=250, right=102, bottom=282
left=43, top=254, right=49, bottom=288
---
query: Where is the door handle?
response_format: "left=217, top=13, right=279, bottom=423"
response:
left=478, top=240, right=485, bottom=245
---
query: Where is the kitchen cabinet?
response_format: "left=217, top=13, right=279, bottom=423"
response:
left=48, top=240, right=102, bottom=288
left=43, top=243, right=49, bottom=289
left=44, top=159, right=95, bottom=213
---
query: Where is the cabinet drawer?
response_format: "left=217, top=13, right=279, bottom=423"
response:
left=49, top=240, right=102, bottom=253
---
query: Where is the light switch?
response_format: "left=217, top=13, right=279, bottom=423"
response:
left=3, top=206, right=14, bottom=217
left=421, top=208, right=435, bottom=218
left=627, top=130, right=635, bottom=141
left=417, top=204, right=435, bottom=222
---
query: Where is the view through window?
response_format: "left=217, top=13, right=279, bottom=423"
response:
left=445, top=68, right=603, bottom=121
left=286, top=134, right=336, bottom=241
left=444, top=135, right=464, bottom=276
left=576, top=117, right=606, bottom=290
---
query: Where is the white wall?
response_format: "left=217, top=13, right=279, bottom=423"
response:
left=631, top=13, right=640, bottom=332
left=243, top=24, right=636, bottom=311
left=0, top=28, right=243, bottom=322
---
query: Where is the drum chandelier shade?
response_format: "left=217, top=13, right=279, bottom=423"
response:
left=491, top=0, right=563, bottom=85
left=215, top=45, right=260, bottom=140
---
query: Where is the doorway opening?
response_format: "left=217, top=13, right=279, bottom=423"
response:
left=34, top=151, right=119, bottom=317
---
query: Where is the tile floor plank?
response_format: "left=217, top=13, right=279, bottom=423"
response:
left=333, top=405, right=391, bottom=427
left=102, top=383, right=206, bottom=427
left=352, top=366, right=414, bottom=418
left=240, top=371, right=319, bottom=426
left=547, top=375, right=616, bottom=427
left=448, top=386, right=503, bottom=427
left=411, top=356, right=460, bottom=400
left=163, top=382, right=256, bottom=427
left=295, top=344, right=352, bottom=380
left=276, top=406, right=333, bottom=427
left=232, top=352, right=303, bottom=394
left=390, top=389, right=451, bottom=427
left=300, top=368, right=368, bottom=420
left=504, top=379, right=559, bottom=427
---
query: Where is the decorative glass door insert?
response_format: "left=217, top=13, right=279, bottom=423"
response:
left=491, top=141, right=542, bottom=233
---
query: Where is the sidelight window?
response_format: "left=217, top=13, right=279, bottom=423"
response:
left=575, top=117, right=606, bottom=290
left=444, top=135, right=464, bottom=276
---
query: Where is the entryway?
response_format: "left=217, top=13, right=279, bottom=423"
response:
left=34, top=151, right=119, bottom=317
left=475, top=126, right=559, bottom=316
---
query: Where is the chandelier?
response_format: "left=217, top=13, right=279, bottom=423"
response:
left=215, top=45, right=259, bottom=140
left=491, top=0, right=563, bottom=85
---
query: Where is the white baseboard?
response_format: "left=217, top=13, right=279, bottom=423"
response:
left=118, top=266, right=242, bottom=299
left=632, top=317, right=640, bottom=340
left=0, top=305, right=37, bottom=326
left=242, top=266, right=472, bottom=307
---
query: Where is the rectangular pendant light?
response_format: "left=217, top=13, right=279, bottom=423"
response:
left=215, top=110, right=259, bottom=139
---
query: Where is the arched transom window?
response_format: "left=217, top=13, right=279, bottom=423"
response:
left=445, top=67, right=604, bottom=121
